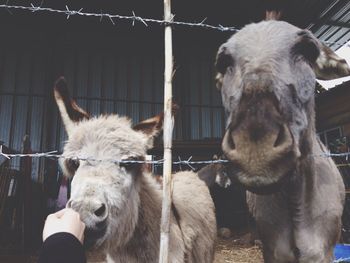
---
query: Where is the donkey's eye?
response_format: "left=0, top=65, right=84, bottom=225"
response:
left=66, top=158, right=80, bottom=173
left=293, top=31, right=320, bottom=63
left=216, top=53, right=234, bottom=74
left=216, top=45, right=234, bottom=74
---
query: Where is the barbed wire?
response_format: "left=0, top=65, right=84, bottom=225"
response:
left=336, top=163, right=350, bottom=168
left=0, top=146, right=230, bottom=168
left=321, top=152, right=350, bottom=158
left=0, top=3, right=349, bottom=47
left=3, top=146, right=350, bottom=169
left=0, top=3, right=240, bottom=32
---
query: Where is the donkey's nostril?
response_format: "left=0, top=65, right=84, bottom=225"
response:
left=66, top=200, right=73, bottom=208
left=274, top=125, right=286, bottom=147
left=228, top=131, right=236, bottom=150
left=94, top=204, right=106, bottom=217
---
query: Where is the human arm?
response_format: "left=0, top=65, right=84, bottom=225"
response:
left=38, top=208, right=86, bottom=263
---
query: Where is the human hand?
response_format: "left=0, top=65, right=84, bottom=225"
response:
left=42, top=208, right=85, bottom=244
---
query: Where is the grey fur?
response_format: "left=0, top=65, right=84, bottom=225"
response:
left=217, top=21, right=347, bottom=262
left=54, top=81, right=216, bottom=263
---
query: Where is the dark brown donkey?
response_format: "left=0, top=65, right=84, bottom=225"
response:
left=216, top=20, right=350, bottom=262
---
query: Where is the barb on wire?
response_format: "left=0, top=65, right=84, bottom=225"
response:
left=131, top=11, right=136, bottom=26
left=178, top=156, right=183, bottom=171
left=169, top=14, right=175, bottom=23
left=100, top=10, right=103, bottom=22
left=108, top=15, right=115, bottom=25
left=0, top=145, right=10, bottom=159
left=65, top=5, right=70, bottom=19
left=199, top=17, right=207, bottom=25
left=30, top=3, right=39, bottom=12
left=130, top=11, right=148, bottom=27
left=5, top=0, right=12, bottom=14
left=174, top=156, right=195, bottom=171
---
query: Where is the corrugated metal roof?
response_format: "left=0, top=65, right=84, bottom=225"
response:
left=309, top=0, right=350, bottom=50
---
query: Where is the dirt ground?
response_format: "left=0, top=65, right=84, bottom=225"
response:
left=214, top=237, right=263, bottom=263
left=84, top=238, right=264, bottom=263
left=83, top=236, right=264, bottom=263
left=2, top=237, right=263, bottom=263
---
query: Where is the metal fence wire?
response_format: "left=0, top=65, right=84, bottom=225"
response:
left=3, top=147, right=350, bottom=235
left=4, top=146, right=350, bottom=167
left=0, top=3, right=349, bottom=47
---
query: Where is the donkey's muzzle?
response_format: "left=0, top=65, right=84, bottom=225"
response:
left=67, top=199, right=108, bottom=248
left=222, top=96, right=300, bottom=192
left=67, top=199, right=108, bottom=226
left=222, top=125, right=298, bottom=193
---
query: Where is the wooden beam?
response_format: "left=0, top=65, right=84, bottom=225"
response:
left=159, top=0, right=173, bottom=261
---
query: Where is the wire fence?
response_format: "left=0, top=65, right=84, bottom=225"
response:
left=0, top=3, right=240, bottom=32
left=0, top=146, right=230, bottom=172
left=0, top=3, right=349, bottom=47
left=3, top=145, right=350, bottom=169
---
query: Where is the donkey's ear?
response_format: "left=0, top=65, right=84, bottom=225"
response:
left=54, top=77, right=90, bottom=135
left=133, top=113, right=164, bottom=138
left=265, top=10, right=282, bottom=20
left=314, top=44, right=350, bottom=80
left=215, top=44, right=234, bottom=90
left=133, top=103, right=179, bottom=138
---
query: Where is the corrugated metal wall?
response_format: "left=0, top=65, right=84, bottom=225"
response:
left=0, top=46, right=50, bottom=182
left=0, top=25, right=225, bottom=182
left=173, top=49, right=225, bottom=140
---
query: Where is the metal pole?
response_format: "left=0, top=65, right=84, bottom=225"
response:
left=159, top=0, right=173, bottom=261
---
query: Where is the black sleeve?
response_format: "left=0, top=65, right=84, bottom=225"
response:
left=38, top=232, right=86, bottom=263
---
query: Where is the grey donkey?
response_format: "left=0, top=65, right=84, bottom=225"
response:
left=54, top=77, right=217, bottom=263
left=216, top=20, right=349, bottom=262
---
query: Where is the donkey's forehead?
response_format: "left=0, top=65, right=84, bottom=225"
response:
left=66, top=115, right=148, bottom=156
left=226, top=21, right=300, bottom=56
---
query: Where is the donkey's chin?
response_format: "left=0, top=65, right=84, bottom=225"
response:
left=83, top=224, right=107, bottom=250
left=225, top=147, right=299, bottom=194
left=236, top=169, right=293, bottom=194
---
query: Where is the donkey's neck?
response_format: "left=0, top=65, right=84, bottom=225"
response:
left=108, top=174, right=162, bottom=262
left=286, top=132, right=340, bottom=261
left=287, top=132, right=317, bottom=211
left=136, top=173, right=162, bottom=240
left=289, top=102, right=317, bottom=203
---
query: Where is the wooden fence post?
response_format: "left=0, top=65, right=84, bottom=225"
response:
left=159, top=0, right=174, bottom=262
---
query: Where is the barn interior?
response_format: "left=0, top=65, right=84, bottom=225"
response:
left=0, top=0, right=350, bottom=261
